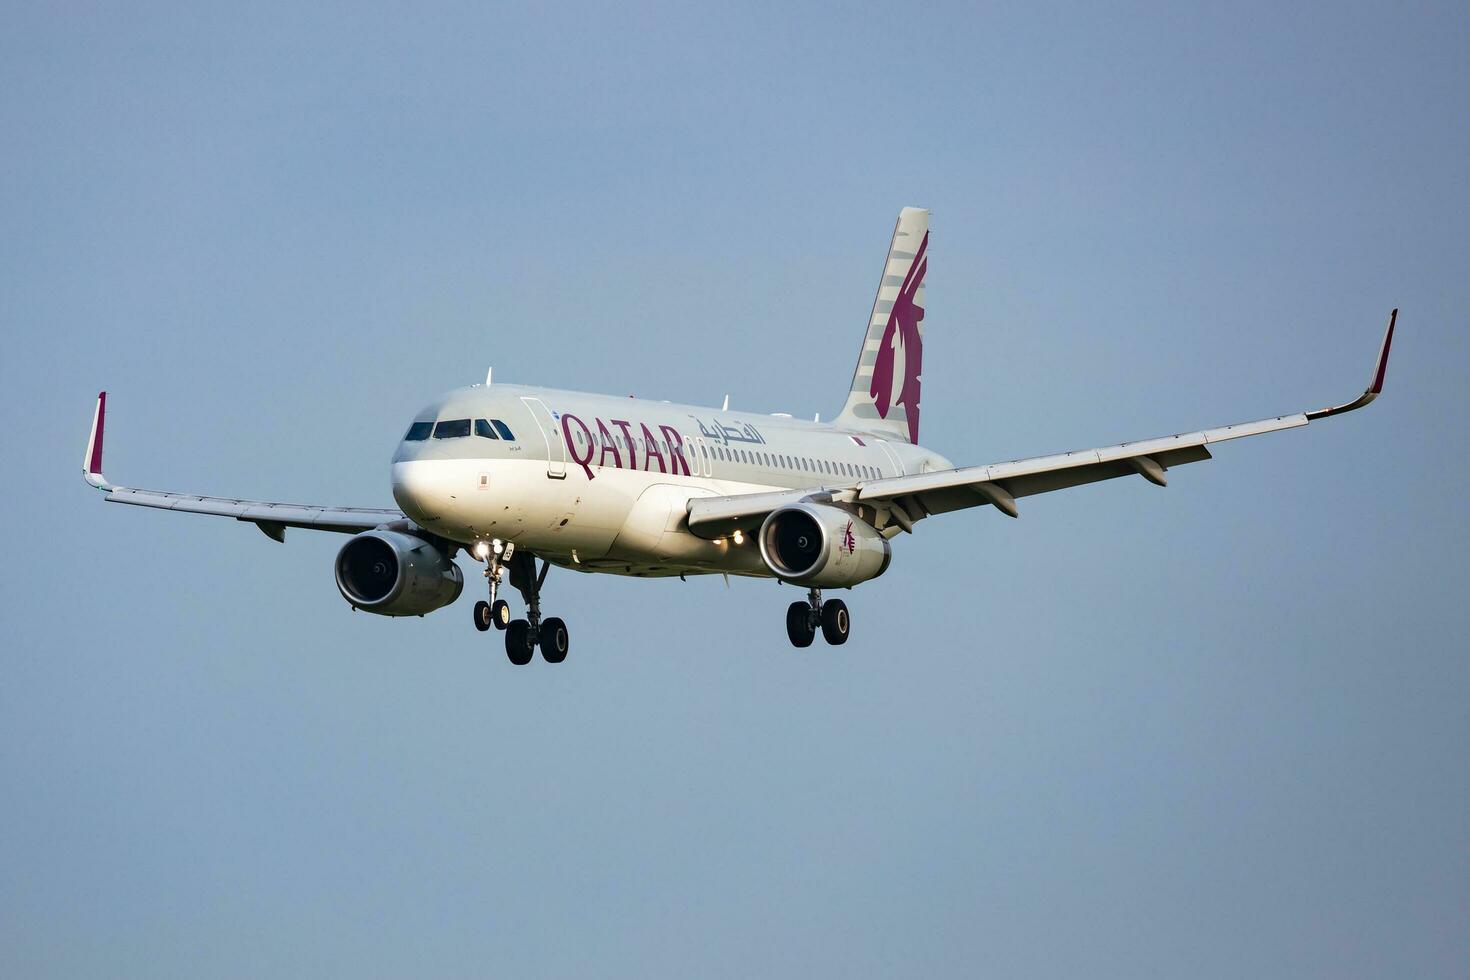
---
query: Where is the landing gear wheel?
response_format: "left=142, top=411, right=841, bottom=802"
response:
left=473, top=600, right=492, bottom=632
left=490, top=598, right=511, bottom=630
left=786, top=601, right=816, bottom=648
left=821, top=599, right=850, bottom=645
left=540, top=617, right=569, bottom=663
left=505, top=620, right=535, bottom=665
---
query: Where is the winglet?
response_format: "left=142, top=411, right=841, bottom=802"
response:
left=83, top=391, right=112, bottom=491
left=1369, top=308, right=1396, bottom=395
left=1306, top=309, right=1397, bottom=421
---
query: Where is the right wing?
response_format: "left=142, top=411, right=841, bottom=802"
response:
left=688, top=309, right=1396, bottom=538
left=82, top=392, right=404, bottom=542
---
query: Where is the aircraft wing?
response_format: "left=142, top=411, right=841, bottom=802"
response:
left=688, top=310, right=1396, bottom=538
left=81, top=393, right=404, bottom=542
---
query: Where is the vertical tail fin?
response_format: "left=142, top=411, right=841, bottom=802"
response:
left=834, top=207, right=928, bottom=443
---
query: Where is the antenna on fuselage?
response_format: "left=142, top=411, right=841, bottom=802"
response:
left=485, top=366, right=493, bottom=386
left=722, top=394, right=730, bottom=411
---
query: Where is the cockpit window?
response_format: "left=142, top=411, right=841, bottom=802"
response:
left=404, top=421, right=434, bottom=441
left=474, top=419, right=499, bottom=439
left=492, top=419, right=515, bottom=440
left=433, top=418, right=471, bottom=439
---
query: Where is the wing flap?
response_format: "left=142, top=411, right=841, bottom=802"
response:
left=682, top=308, right=1394, bottom=533
left=107, top=487, right=401, bottom=534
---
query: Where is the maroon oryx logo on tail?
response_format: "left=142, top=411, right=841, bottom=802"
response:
left=864, top=230, right=923, bottom=443
left=869, top=230, right=927, bottom=443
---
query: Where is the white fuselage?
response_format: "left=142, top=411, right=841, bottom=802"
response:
left=390, top=384, right=952, bottom=577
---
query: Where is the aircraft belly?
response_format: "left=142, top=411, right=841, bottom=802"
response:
left=397, top=454, right=778, bottom=575
left=508, top=466, right=647, bottom=559
left=601, top=480, right=768, bottom=574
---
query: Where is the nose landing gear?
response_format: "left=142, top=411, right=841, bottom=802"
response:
left=471, top=541, right=570, bottom=664
left=786, top=587, right=850, bottom=647
left=472, top=540, right=514, bottom=632
left=473, top=598, right=511, bottom=631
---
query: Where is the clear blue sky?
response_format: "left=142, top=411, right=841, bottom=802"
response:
left=3, top=2, right=1467, bottom=976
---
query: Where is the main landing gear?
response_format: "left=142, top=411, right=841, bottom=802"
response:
left=786, top=587, right=850, bottom=647
left=471, top=540, right=569, bottom=664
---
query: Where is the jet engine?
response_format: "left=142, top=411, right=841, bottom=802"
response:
left=758, top=503, right=891, bottom=588
left=335, top=530, right=463, bottom=616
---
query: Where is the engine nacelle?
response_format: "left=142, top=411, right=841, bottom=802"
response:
left=758, top=503, right=891, bottom=588
left=335, top=530, right=463, bottom=617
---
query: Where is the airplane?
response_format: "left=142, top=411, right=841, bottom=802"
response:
left=82, top=208, right=1396, bottom=664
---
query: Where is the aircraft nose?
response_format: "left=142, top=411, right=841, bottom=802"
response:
left=391, top=460, right=451, bottom=522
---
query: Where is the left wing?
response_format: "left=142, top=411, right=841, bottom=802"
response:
left=688, top=309, right=1396, bottom=539
left=82, top=392, right=404, bottom=541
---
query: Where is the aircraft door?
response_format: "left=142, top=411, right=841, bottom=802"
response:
left=520, top=396, right=567, bottom=479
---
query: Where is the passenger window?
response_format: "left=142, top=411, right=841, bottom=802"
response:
left=404, top=421, right=433, bottom=441
left=474, top=419, right=500, bottom=439
left=433, top=419, right=471, bottom=439
left=492, top=420, right=515, bottom=440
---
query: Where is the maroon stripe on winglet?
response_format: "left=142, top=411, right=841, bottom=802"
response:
left=1371, top=309, right=1396, bottom=394
left=88, top=391, right=106, bottom=474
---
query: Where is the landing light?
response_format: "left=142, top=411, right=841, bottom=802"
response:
left=473, top=542, right=490, bottom=560
left=732, top=530, right=744, bottom=544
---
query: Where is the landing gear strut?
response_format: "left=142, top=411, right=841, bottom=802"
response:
left=472, top=539, right=513, bottom=632
left=504, top=549, right=569, bottom=665
left=470, top=540, right=569, bottom=663
left=786, top=587, right=849, bottom=647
